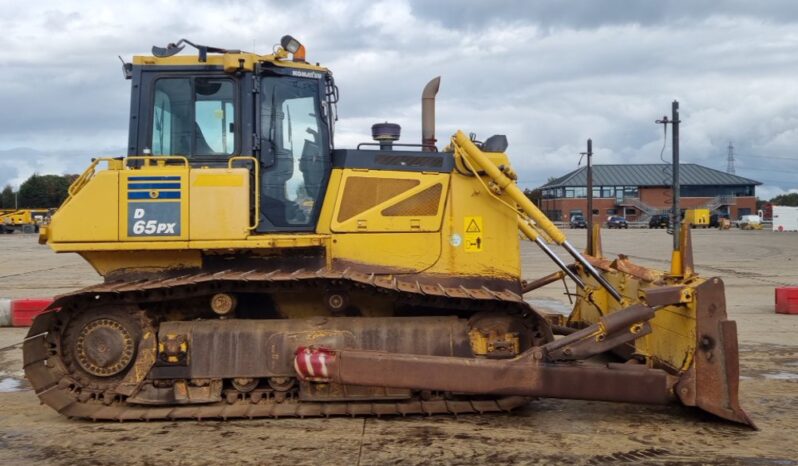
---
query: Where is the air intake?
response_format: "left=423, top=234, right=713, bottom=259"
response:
left=372, top=122, right=401, bottom=151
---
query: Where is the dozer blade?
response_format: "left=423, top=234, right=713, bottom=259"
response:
left=673, top=278, right=754, bottom=427
left=294, top=281, right=755, bottom=428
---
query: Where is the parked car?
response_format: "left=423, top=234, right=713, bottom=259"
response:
left=569, top=215, right=587, bottom=229
left=607, top=216, right=629, bottom=229
left=648, top=214, right=670, bottom=229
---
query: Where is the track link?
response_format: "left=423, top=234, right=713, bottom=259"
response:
left=25, top=326, right=528, bottom=420
left=24, top=269, right=545, bottom=421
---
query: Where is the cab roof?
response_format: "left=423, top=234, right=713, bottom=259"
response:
left=132, top=45, right=327, bottom=74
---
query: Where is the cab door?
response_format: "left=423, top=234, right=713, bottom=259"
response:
left=257, top=72, right=331, bottom=232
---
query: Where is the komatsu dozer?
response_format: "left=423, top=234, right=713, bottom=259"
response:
left=24, top=36, right=753, bottom=427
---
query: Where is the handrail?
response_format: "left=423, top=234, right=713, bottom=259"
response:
left=228, top=156, right=260, bottom=231
left=126, top=155, right=189, bottom=168
left=64, top=157, right=120, bottom=206
left=64, top=155, right=190, bottom=209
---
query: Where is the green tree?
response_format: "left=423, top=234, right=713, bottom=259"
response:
left=18, top=174, right=75, bottom=208
left=524, top=188, right=542, bottom=206
left=770, top=192, right=798, bottom=206
left=0, top=185, right=14, bottom=209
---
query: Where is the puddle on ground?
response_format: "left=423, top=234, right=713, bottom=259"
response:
left=0, top=377, right=23, bottom=392
left=762, top=371, right=798, bottom=381
left=525, top=298, right=573, bottom=316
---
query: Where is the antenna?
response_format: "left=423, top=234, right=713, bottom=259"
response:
left=726, top=141, right=736, bottom=174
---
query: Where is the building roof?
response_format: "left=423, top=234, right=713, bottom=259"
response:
left=539, top=164, right=761, bottom=189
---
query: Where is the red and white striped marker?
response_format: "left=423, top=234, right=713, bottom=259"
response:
left=9, top=298, right=53, bottom=327
left=776, top=287, right=798, bottom=315
left=294, top=346, right=336, bottom=382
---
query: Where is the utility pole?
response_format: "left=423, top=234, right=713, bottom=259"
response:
left=579, top=139, right=594, bottom=255
left=672, top=101, right=680, bottom=252
left=656, top=101, right=681, bottom=254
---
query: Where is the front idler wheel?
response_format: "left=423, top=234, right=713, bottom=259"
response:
left=62, top=307, right=144, bottom=390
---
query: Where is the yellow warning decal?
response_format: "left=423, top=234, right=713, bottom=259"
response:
left=464, top=216, right=483, bottom=252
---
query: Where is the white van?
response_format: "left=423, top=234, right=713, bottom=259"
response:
left=737, top=214, right=762, bottom=230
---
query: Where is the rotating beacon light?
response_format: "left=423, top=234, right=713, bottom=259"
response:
left=280, top=35, right=306, bottom=62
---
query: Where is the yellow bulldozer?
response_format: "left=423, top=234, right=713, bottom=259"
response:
left=24, top=36, right=752, bottom=427
left=1, top=209, right=50, bottom=234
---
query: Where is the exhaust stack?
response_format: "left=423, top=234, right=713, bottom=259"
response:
left=422, top=77, right=440, bottom=151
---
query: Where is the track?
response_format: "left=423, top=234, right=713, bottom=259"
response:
left=23, top=270, right=548, bottom=421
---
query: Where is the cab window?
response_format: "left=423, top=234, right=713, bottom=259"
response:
left=151, top=78, right=236, bottom=157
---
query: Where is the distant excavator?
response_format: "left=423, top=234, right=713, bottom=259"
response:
left=24, top=36, right=752, bottom=426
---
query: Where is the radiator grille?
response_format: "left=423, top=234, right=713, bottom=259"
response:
left=337, top=177, right=419, bottom=222
left=382, top=184, right=443, bottom=217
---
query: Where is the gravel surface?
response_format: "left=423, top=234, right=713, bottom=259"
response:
left=1, top=229, right=796, bottom=465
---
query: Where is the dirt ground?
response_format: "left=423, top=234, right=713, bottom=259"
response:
left=1, top=229, right=797, bottom=465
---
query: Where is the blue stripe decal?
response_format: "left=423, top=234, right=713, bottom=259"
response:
left=128, top=191, right=182, bottom=200
left=127, top=183, right=181, bottom=190
left=128, top=176, right=181, bottom=181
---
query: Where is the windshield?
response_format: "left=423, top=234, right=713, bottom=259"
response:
left=259, top=75, right=329, bottom=228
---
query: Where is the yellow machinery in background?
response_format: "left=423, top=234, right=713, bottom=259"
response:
left=1, top=209, right=49, bottom=234
left=684, top=208, right=710, bottom=228
left=23, top=36, right=752, bottom=427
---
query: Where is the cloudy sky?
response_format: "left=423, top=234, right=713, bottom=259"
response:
left=1, top=0, right=797, bottom=199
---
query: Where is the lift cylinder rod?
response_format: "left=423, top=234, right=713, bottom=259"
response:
left=518, top=219, right=586, bottom=289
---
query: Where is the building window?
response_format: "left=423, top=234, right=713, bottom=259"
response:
left=601, top=187, right=614, bottom=198
left=565, top=188, right=575, bottom=198
left=574, top=187, right=586, bottom=198
left=623, top=186, right=639, bottom=198
left=625, top=208, right=636, bottom=215
left=547, top=210, right=562, bottom=221
left=680, top=185, right=755, bottom=198
left=592, top=187, right=601, bottom=198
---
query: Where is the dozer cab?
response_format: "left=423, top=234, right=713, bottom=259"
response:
left=24, top=36, right=752, bottom=427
